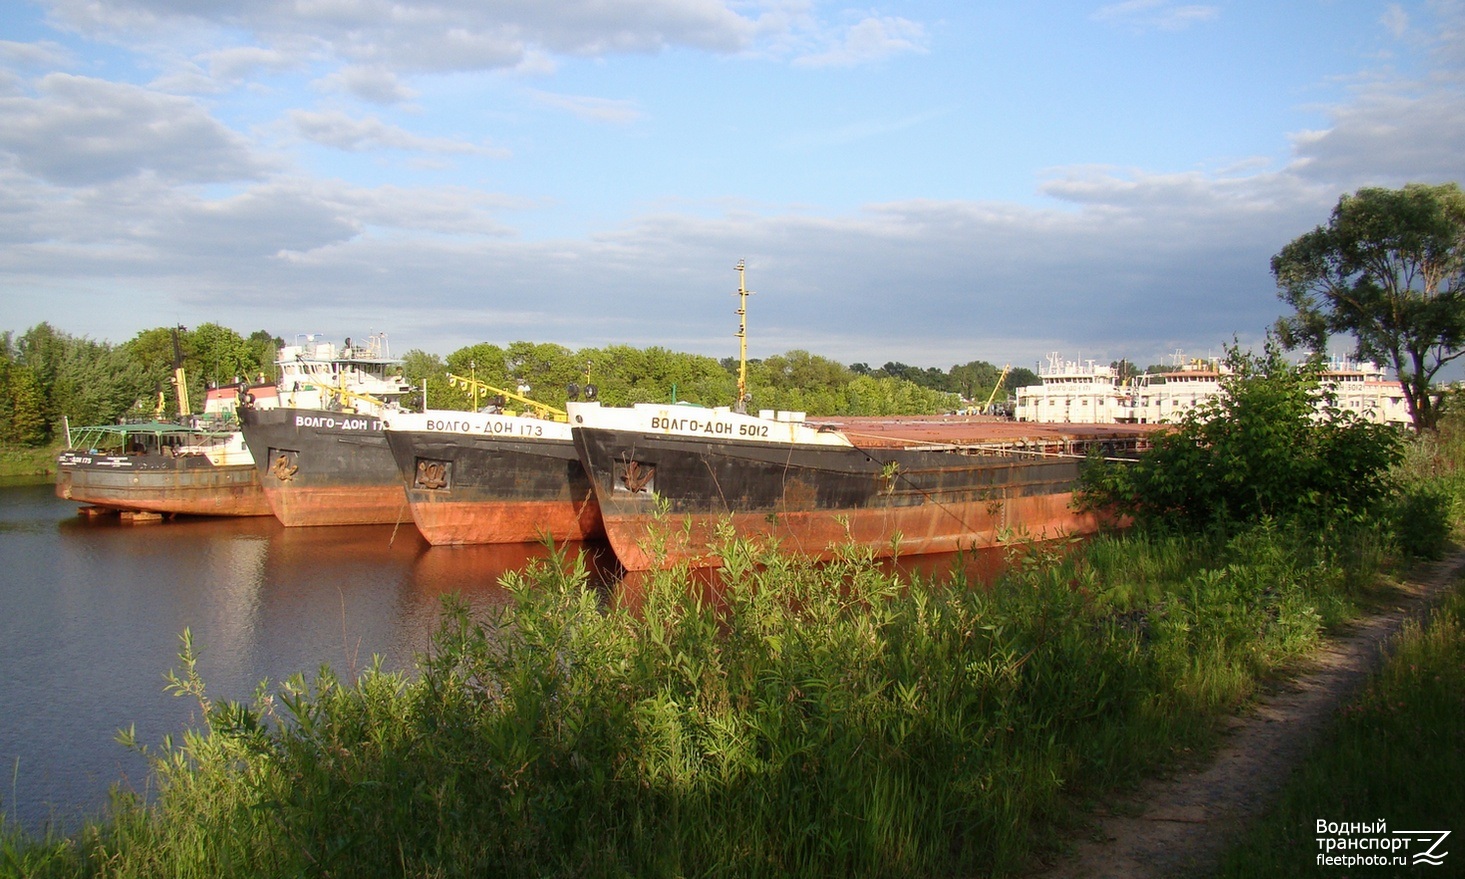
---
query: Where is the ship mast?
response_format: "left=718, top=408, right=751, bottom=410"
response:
left=734, top=259, right=753, bottom=413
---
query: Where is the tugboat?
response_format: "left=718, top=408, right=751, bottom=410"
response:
left=55, top=421, right=271, bottom=519
left=56, top=327, right=273, bottom=519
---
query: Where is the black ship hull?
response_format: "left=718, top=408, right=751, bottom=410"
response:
left=239, top=407, right=407, bottom=526
left=385, top=429, right=603, bottom=544
left=573, top=426, right=1107, bottom=570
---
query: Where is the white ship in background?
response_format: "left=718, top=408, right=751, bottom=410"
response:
left=1011, top=355, right=1130, bottom=424
left=1015, top=352, right=1410, bottom=427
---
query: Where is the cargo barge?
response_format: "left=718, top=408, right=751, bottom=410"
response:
left=383, top=410, right=603, bottom=545
left=238, top=333, right=413, bottom=527
left=568, top=401, right=1153, bottom=571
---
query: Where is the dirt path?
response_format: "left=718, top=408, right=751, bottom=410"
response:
left=1031, top=550, right=1465, bottom=879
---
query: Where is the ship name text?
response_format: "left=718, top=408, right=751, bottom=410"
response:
left=651, top=416, right=769, bottom=439
left=294, top=415, right=382, bottom=431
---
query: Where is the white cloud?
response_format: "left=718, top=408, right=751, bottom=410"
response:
left=204, top=45, right=302, bottom=81
left=42, top=0, right=765, bottom=73
left=1288, top=82, right=1465, bottom=187
left=0, top=155, right=1305, bottom=367
left=791, top=14, right=928, bottom=68
left=526, top=89, right=645, bottom=125
left=1091, top=0, right=1220, bottom=33
left=4, top=0, right=1462, bottom=372
left=0, top=74, right=268, bottom=185
left=289, top=109, right=509, bottom=156
left=1381, top=3, right=1410, bottom=40
left=1428, top=0, right=1465, bottom=67
left=316, top=66, right=419, bottom=104
left=782, top=107, right=947, bottom=151
left=0, top=39, right=75, bottom=70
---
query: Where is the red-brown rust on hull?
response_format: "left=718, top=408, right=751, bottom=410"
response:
left=407, top=497, right=604, bottom=545
left=603, top=490, right=1112, bottom=571
left=56, top=469, right=272, bottom=517
left=263, top=482, right=409, bottom=527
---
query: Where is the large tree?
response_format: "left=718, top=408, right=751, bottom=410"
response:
left=1272, top=182, right=1465, bottom=430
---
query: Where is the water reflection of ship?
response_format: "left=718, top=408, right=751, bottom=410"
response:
left=408, top=540, right=620, bottom=598
left=613, top=543, right=1019, bottom=613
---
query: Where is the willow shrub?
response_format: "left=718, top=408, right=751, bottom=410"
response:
left=1079, top=344, right=1403, bottom=536
left=16, top=518, right=1383, bottom=879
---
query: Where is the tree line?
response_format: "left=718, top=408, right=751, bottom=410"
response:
left=0, top=322, right=280, bottom=448
left=0, top=327, right=1023, bottom=448
left=399, top=344, right=1015, bottom=418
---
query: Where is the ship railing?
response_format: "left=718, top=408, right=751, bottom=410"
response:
left=849, top=437, right=1148, bottom=463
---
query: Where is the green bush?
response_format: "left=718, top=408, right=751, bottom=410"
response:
left=1079, top=344, right=1403, bottom=535
left=1387, top=482, right=1452, bottom=560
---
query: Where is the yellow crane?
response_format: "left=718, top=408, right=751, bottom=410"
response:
left=446, top=373, right=566, bottom=420
left=157, top=325, right=190, bottom=420
left=982, top=364, right=1011, bottom=413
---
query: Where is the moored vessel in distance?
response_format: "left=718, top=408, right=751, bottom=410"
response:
left=383, top=409, right=603, bottom=545
left=568, top=401, right=1153, bottom=571
left=238, top=333, right=413, bottom=527
left=55, top=422, right=272, bottom=518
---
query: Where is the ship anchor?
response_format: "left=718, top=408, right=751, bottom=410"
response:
left=415, top=460, right=449, bottom=490
left=621, top=460, right=655, bottom=493
left=270, top=453, right=298, bottom=481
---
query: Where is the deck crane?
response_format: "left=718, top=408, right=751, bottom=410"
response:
left=982, top=364, right=1011, bottom=414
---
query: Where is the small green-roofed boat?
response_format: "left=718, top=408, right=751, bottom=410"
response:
left=56, top=420, right=271, bottom=518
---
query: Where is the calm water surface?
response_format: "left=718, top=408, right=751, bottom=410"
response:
left=0, top=483, right=612, bottom=832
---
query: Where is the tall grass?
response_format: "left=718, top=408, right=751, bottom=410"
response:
left=1, top=515, right=1398, bottom=879
left=1211, top=581, right=1465, bottom=877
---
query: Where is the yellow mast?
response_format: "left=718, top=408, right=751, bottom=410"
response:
left=734, top=259, right=753, bottom=413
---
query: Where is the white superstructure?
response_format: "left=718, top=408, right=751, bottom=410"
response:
left=1129, top=358, right=1227, bottom=424
left=1013, top=355, right=1132, bottom=424
left=275, top=333, right=413, bottom=416
left=1015, top=352, right=1409, bottom=427
left=565, top=401, right=854, bottom=447
left=1317, top=357, right=1411, bottom=427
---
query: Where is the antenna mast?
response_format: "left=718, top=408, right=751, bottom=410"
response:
left=734, top=260, right=754, bottom=413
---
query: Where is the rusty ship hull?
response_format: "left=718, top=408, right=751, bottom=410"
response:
left=568, top=405, right=1149, bottom=571
left=239, top=407, right=407, bottom=526
left=56, top=450, right=271, bottom=517
left=385, top=426, right=603, bottom=545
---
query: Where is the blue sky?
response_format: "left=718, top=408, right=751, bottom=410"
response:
left=2, top=0, right=1462, bottom=374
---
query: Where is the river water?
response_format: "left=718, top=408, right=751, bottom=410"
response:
left=0, top=482, right=614, bottom=833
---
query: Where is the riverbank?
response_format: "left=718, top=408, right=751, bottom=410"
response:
left=0, top=515, right=1427, bottom=878
left=1213, top=567, right=1465, bottom=876
left=5, top=393, right=1459, bottom=877
left=0, top=443, right=58, bottom=482
left=1037, top=549, right=1465, bottom=878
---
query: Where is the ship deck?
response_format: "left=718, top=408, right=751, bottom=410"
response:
left=810, top=415, right=1163, bottom=452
